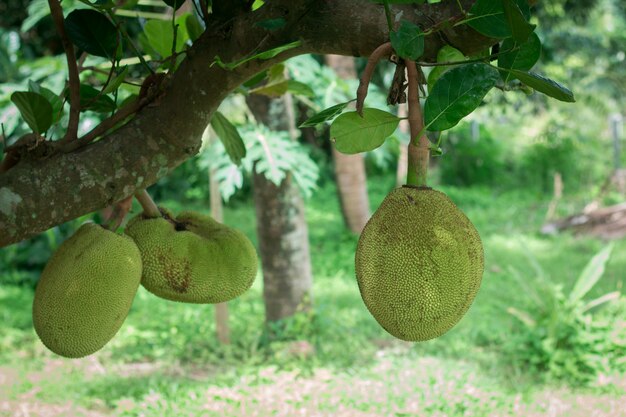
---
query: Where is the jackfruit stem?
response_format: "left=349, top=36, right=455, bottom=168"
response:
left=405, top=60, right=429, bottom=187
left=356, top=42, right=393, bottom=116
left=135, top=189, right=161, bottom=218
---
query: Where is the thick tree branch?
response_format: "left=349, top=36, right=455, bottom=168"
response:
left=0, top=0, right=493, bottom=247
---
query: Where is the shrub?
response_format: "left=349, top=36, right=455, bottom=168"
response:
left=504, top=244, right=626, bottom=386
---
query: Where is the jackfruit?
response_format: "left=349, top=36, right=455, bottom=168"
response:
left=32, top=223, right=142, bottom=358
left=355, top=186, right=484, bottom=341
left=125, top=209, right=258, bottom=303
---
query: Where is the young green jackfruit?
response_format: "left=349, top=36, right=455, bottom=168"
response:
left=32, top=223, right=142, bottom=358
left=125, top=210, right=258, bottom=304
left=355, top=186, right=484, bottom=342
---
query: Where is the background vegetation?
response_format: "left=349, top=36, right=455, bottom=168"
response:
left=1, top=0, right=626, bottom=416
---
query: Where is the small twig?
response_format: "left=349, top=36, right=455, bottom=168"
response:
left=382, top=0, right=394, bottom=33
left=62, top=98, right=146, bottom=152
left=102, top=195, right=133, bottom=231
left=106, top=10, right=154, bottom=74
left=356, top=42, right=393, bottom=116
left=455, top=0, right=466, bottom=14
left=198, top=0, right=211, bottom=25
left=48, top=0, right=80, bottom=142
left=135, top=189, right=161, bottom=218
left=169, top=17, right=179, bottom=71
left=405, top=59, right=429, bottom=187
left=417, top=47, right=518, bottom=68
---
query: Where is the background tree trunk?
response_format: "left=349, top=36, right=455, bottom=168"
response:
left=209, top=166, right=230, bottom=345
left=246, top=93, right=313, bottom=323
left=325, top=55, right=371, bottom=234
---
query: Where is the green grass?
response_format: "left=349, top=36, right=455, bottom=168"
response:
left=1, top=177, right=625, bottom=416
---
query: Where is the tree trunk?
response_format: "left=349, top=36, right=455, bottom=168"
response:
left=246, top=94, right=313, bottom=323
left=325, top=55, right=371, bottom=234
left=209, top=166, right=230, bottom=345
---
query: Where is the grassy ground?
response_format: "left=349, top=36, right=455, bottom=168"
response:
left=1, top=175, right=625, bottom=416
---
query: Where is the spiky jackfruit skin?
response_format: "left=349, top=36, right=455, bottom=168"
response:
left=32, top=223, right=142, bottom=358
left=355, top=186, right=484, bottom=342
left=125, top=210, right=258, bottom=304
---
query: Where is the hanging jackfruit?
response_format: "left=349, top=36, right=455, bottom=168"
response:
left=125, top=210, right=258, bottom=304
left=32, top=223, right=142, bottom=358
left=355, top=186, right=484, bottom=341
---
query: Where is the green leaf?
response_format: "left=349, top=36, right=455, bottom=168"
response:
left=213, top=41, right=301, bottom=70
left=286, top=80, right=315, bottom=97
left=250, top=80, right=314, bottom=98
left=143, top=18, right=188, bottom=60
left=498, top=33, right=541, bottom=82
left=78, top=0, right=117, bottom=9
left=424, top=63, right=499, bottom=131
left=427, top=45, right=466, bottom=92
left=65, top=10, right=119, bottom=59
left=185, top=14, right=204, bottom=42
left=255, top=41, right=301, bottom=60
left=11, top=91, right=53, bottom=134
left=330, top=108, right=400, bottom=154
left=210, top=111, right=246, bottom=165
left=162, top=0, right=185, bottom=10
left=299, top=101, right=354, bottom=128
left=255, top=18, right=286, bottom=30
left=78, top=84, right=116, bottom=113
left=502, top=69, right=576, bottom=102
left=101, top=66, right=129, bottom=95
left=28, top=81, right=63, bottom=123
left=390, top=20, right=425, bottom=61
left=369, top=0, right=426, bottom=3
left=569, top=244, right=614, bottom=304
left=502, top=0, right=535, bottom=43
left=467, top=0, right=530, bottom=39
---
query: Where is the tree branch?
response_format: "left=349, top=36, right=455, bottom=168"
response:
left=48, top=0, right=81, bottom=142
left=0, top=0, right=493, bottom=247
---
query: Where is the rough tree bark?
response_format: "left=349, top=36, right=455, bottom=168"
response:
left=246, top=94, right=313, bottom=322
left=325, top=55, right=371, bottom=234
left=0, top=0, right=494, bottom=247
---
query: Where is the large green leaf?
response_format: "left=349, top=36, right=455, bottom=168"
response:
left=28, top=81, right=63, bottom=123
left=569, top=243, right=614, bottom=303
left=427, top=45, right=466, bottom=92
left=11, top=91, right=53, bottom=134
left=390, top=20, right=424, bottom=61
left=185, top=14, right=204, bottom=42
left=65, top=10, right=118, bottom=59
left=503, top=69, right=576, bottom=102
left=210, top=111, right=246, bottom=165
left=143, top=18, right=189, bottom=60
left=424, top=63, right=499, bottom=131
left=330, top=108, right=400, bottom=154
left=498, top=33, right=542, bottom=82
left=78, top=84, right=116, bottom=113
left=502, top=0, right=535, bottom=43
left=467, top=0, right=530, bottom=39
left=299, top=100, right=354, bottom=128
